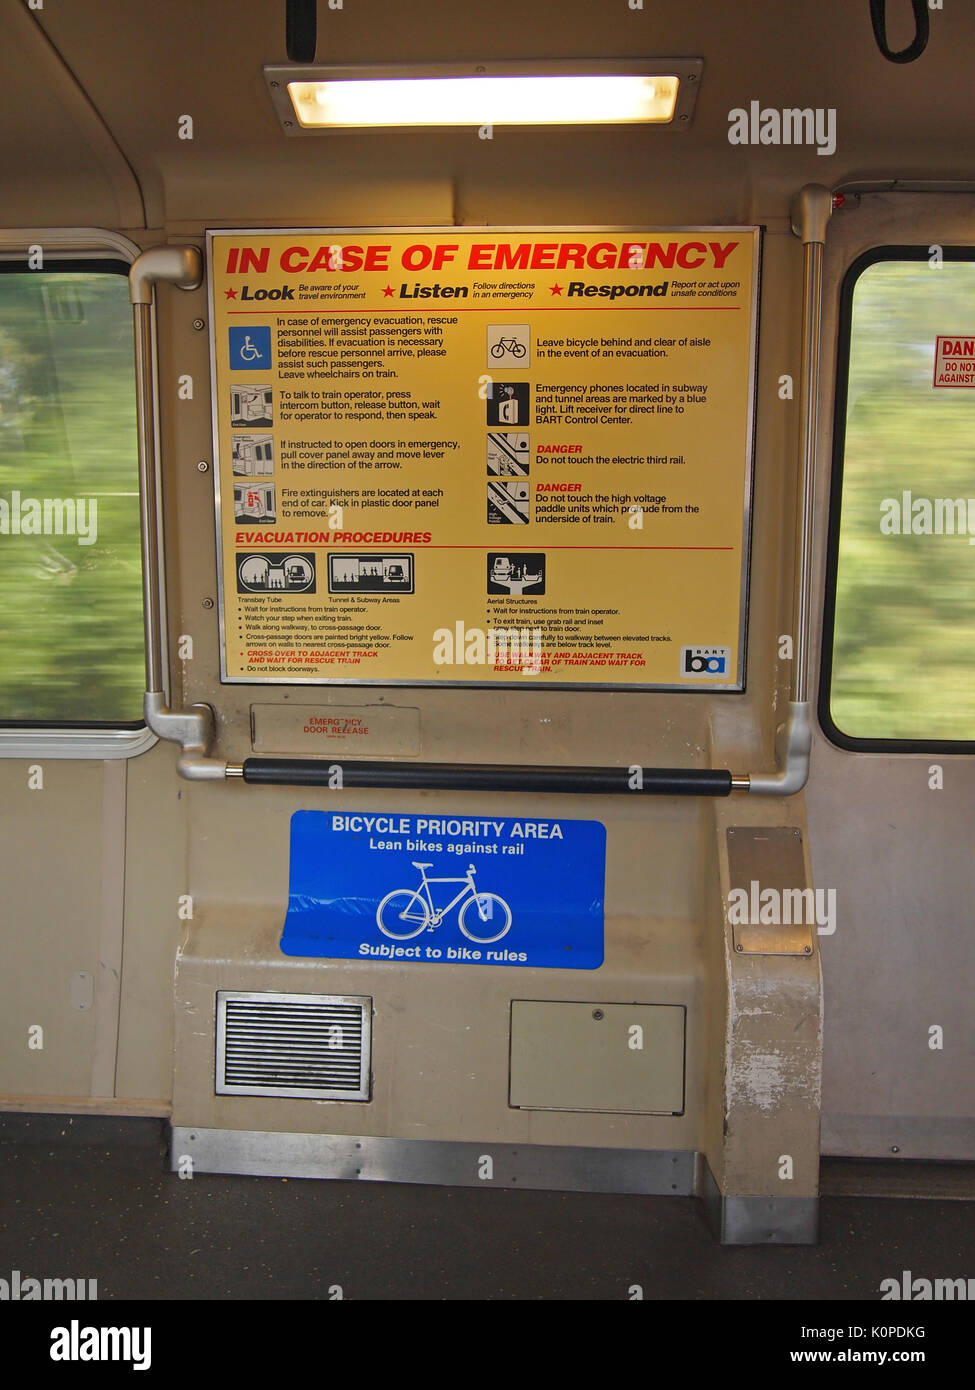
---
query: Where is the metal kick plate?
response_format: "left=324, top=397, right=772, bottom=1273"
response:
left=726, top=826, right=814, bottom=956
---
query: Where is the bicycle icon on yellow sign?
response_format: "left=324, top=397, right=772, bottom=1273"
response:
left=376, top=862, right=512, bottom=944
left=490, top=336, right=527, bottom=359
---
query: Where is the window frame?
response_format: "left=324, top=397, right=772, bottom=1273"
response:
left=0, top=228, right=156, bottom=759
left=819, top=243, right=975, bottom=755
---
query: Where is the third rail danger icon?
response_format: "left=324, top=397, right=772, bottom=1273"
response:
left=486, top=432, right=530, bottom=476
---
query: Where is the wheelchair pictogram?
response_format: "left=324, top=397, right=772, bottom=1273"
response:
left=229, top=325, right=272, bottom=370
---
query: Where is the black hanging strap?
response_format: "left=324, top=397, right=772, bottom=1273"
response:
left=869, top=0, right=930, bottom=63
left=286, top=0, right=317, bottom=64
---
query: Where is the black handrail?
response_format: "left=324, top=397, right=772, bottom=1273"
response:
left=241, top=759, right=733, bottom=796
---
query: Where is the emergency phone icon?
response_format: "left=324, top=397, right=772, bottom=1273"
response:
left=229, top=325, right=272, bottom=370
left=486, top=381, right=530, bottom=427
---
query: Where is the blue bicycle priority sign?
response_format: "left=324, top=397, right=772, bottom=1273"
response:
left=280, top=810, right=606, bottom=969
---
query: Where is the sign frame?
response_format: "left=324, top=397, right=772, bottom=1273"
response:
left=206, top=225, right=760, bottom=692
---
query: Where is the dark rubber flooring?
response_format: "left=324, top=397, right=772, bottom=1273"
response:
left=1, top=1114, right=974, bottom=1301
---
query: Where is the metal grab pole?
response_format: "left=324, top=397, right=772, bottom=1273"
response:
left=792, top=195, right=831, bottom=705
left=133, top=299, right=164, bottom=696
left=743, top=184, right=832, bottom=795
left=130, top=245, right=227, bottom=780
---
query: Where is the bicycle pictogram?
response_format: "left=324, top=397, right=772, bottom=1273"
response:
left=376, top=861, right=512, bottom=944
left=490, top=336, right=527, bottom=359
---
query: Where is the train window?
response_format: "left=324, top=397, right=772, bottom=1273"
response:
left=821, top=248, right=975, bottom=750
left=0, top=259, right=145, bottom=729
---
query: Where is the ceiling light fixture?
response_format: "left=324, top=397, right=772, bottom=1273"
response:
left=264, top=60, right=702, bottom=132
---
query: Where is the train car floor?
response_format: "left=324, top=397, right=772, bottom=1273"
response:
left=1, top=1114, right=974, bottom=1302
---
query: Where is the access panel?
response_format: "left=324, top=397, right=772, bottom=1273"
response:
left=509, top=1000, right=686, bottom=1113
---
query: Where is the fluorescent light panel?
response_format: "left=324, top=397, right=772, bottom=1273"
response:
left=287, top=74, right=680, bottom=128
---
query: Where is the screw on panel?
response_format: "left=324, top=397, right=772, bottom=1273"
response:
left=197, top=460, right=209, bottom=472
left=192, top=318, right=205, bottom=331
left=202, top=598, right=215, bottom=609
left=735, top=943, right=743, bottom=951
left=592, top=1008, right=604, bottom=1020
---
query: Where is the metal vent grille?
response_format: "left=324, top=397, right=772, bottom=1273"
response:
left=216, top=992, right=371, bottom=1100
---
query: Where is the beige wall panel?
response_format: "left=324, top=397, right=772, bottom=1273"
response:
left=163, top=163, right=455, bottom=228
left=0, top=761, right=105, bottom=1096
left=114, top=743, right=187, bottom=1102
left=807, top=195, right=975, bottom=1159
left=173, top=894, right=703, bottom=1154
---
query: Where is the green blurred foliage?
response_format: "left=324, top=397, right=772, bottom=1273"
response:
left=831, top=259, right=975, bottom=741
left=0, top=273, right=144, bottom=722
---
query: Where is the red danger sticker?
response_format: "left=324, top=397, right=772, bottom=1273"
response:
left=933, top=336, right=975, bottom=387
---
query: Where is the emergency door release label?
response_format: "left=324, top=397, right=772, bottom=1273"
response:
left=208, top=227, right=759, bottom=688
left=280, top=811, right=606, bottom=969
